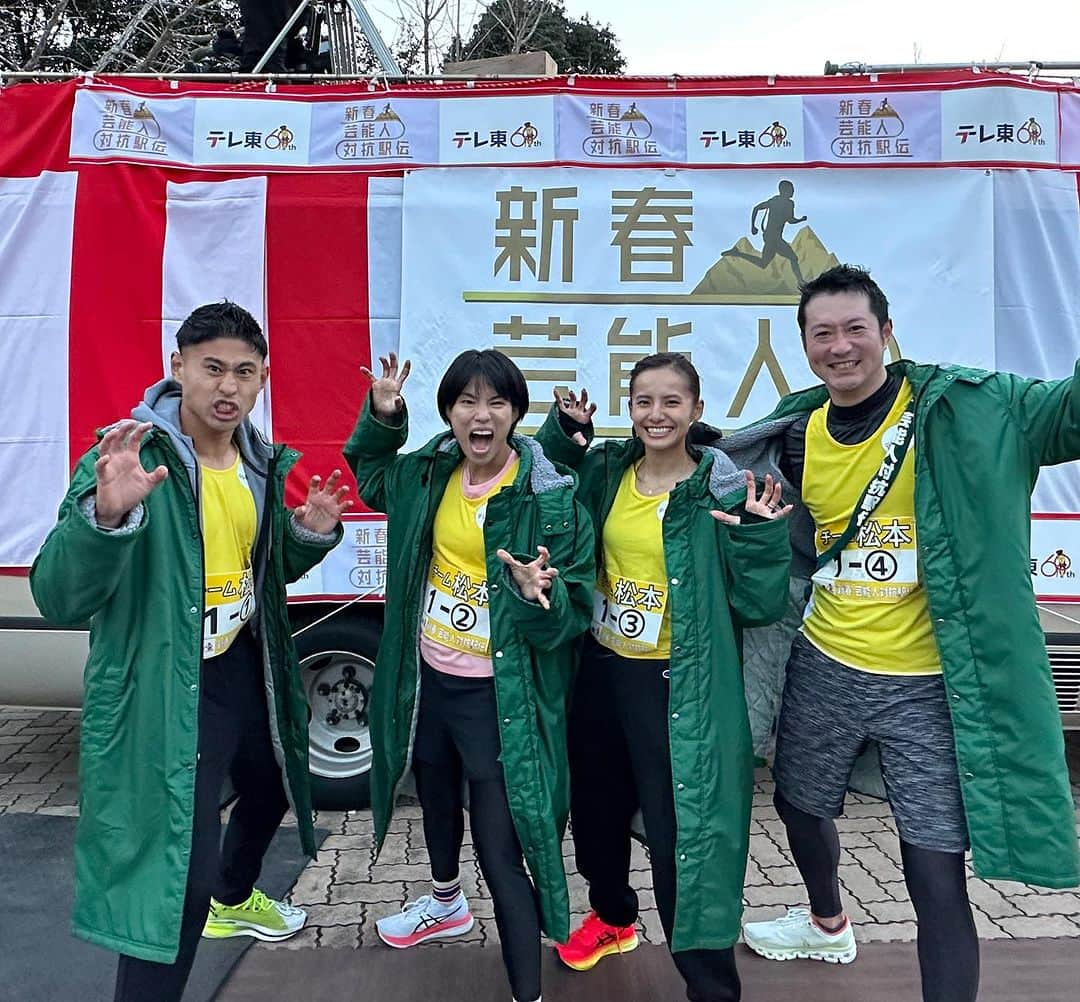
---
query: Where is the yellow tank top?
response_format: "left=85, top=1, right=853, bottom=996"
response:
left=593, top=464, right=672, bottom=659
left=201, top=455, right=257, bottom=659
left=801, top=380, right=941, bottom=675
left=422, top=456, right=520, bottom=657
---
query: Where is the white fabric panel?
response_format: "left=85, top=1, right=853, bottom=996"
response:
left=0, top=171, right=77, bottom=566
left=162, top=176, right=272, bottom=439
left=993, top=171, right=1080, bottom=513
left=367, top=176, right=403, bottom=364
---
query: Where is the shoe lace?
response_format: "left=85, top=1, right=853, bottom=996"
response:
left=777, top=907, right=811, bottom=927
left=580, top=911, right=619, bottom=944
left=246, top=889, right=276, bottom=914
left=401, top=895, right=434, bottom=915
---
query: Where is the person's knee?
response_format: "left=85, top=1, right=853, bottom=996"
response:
left=901, top=841, right=970, bottom=911
left=774, top=787, right=812, bottom=826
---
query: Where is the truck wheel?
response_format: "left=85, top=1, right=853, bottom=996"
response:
left=294, top=616, right=380, bottom=811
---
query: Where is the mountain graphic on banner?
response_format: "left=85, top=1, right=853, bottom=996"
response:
left=693, top=227, right=840, bottom=297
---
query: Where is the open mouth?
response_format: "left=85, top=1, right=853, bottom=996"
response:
left=830, top=360, right=860, bottom=372
left=213, top=402, right=239, bottom=420
left=468, top=429, right=494, bottom=450
left=643, top=426, right=674, bottom=438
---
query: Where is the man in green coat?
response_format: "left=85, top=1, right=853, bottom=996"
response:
left=723, top=265, right=1080, bottom=1002
left=31, top=302, right=346, bottom=1002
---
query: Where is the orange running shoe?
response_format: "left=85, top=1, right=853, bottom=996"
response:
left=555, top=910, right=639, bottom=971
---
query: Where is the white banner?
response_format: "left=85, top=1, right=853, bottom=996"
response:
left=288, top=514, right=388, bottom=599
left=941, top=86, right=1058, bottom=164
left=69, top=84, right=1078, bottom=170
left=0, top=171, right=77, bottom=567
left=162, top=176, right=272, bottom=439
left=685, top=96, right=806, bottom=165
left=398, top=167, right=994, bottom=442
left=70, top=89, right=192, bottom=164
left=1031, top=516, right=1080, bottom=600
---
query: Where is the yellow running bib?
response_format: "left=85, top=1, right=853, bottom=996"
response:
left=201, top=456, right=257, bottom=659
left=422, top=458, right=519, bottom=656
left=801, top=380, right=940, bottom=675
left=593, top=465, right=671, bottom=659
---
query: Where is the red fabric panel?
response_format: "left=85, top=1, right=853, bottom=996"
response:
left=67, top=164, right=168, bottom=462
left=0, top=80, right=77, bottom=176
left=262, top=172, right=372, bottom=507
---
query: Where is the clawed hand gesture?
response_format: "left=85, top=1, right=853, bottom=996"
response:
left=497, top=545, right=559, bottom=610
left=711, top=471, right=793, bottom=525
left=295, top=469, right=353, bottom=534
left=94, top=420, right=169, bottom=528
left=553, top=387, right=596, bottom=447
left=360, top=352, right=411, bottom=420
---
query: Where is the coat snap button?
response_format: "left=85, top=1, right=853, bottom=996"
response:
left=495, top=650, right=504, bottom=658
left=671, top=712, right=680, bottom=720
left=670, top=577, right=679, bottom=585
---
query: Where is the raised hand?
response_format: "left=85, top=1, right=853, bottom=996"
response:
left=294, top=469, right=353, bottom=534
left=94, top=420, right=168, bottom=529
left=496, top=545, right=559, bottom=610
left=553, top=387, right=596, bottom=446
left=359, top=352, right=411, bottom=419
left=710, top=471, right=793, bottom=526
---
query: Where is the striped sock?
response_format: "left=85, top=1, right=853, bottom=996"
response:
left=432, top=876, right=461, bottom=905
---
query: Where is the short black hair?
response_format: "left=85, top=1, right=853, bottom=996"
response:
left=176, top=301, right=267, bottom=359
left=797, top=264, right=890, bottom=336
left=436, top=350, right=530, bottom=434
left=628, top=351, right=701, bottom=401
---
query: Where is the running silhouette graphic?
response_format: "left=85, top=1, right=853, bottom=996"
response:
left=721, top=180, right=807, bottom=285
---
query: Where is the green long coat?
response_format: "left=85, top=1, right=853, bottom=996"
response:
left=723, top=359, right=1080, bottom=888
left=30, top=397, right=338, bottom=963
left=344, top=399, right=595, bottom=942
left=536, top=409, right=793, bottom=951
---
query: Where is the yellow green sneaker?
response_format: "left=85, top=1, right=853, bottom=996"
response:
left=202, top=888, right=306, bottom=942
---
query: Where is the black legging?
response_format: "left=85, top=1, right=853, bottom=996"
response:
left=114, top=628, right=290, bottom=1002
left=412, top=663, right=542, bottom=1002
left=775, top=790, right=979, bottom=1002
left=569, top=639, right=741, bottom=1002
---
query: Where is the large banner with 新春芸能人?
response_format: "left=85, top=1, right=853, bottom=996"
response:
left=397, top=167, right=995, bottom=442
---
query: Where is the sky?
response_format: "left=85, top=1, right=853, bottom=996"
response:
left=368, top=0, right=1080, bottom=78
left=561, top=0, right=1080, bottom=76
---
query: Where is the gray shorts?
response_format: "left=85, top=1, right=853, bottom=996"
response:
left=773, top=634, right=970, bottom=853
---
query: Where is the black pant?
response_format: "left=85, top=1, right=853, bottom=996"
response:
left=114, top=628, right=291, bottom=1002
left=776, top=791, right=980, bottom=1002
left=238, top=0, right=300, bottom=71
left=569, top=638, right=741, bottom=1002
left=413, top=663, right=542, bottom=1002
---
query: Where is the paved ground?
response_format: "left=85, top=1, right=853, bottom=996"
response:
left=3, top=706, right=1079, bottom=955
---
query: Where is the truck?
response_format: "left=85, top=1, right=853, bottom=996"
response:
left=2, top=66, right=1079, bottom=810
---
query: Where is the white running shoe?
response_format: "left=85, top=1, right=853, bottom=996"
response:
left=743, top=906, right=857, bottom=964
left=375, top=893, right=475, bottom=948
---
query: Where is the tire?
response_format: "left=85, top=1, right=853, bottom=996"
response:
left=293, top=614, right=381, bottom=811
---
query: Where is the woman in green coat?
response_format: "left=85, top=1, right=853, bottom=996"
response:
left=537, top=352, right=792, bottom=1002
left=343, top=349, right=594, bottom=1002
